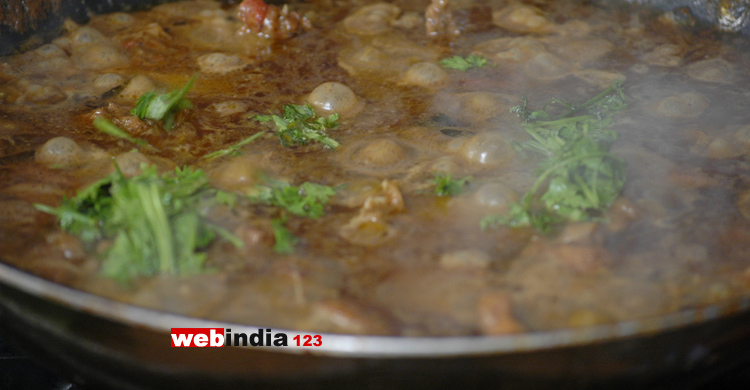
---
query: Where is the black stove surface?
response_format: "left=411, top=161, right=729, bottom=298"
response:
left=0, top=337, right=76, bottom=390
left=3, top=335, right=750, bottom=390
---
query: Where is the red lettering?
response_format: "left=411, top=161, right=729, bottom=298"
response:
left=292, top=334, right=322, bottom=347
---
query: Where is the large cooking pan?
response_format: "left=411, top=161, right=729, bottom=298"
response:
left=3, top=0, right=750, bottom=388
left=2, top=258, right=750, bottom=389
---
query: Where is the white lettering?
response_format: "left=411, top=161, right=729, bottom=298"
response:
left=210, top=328, right=224, bottom=347
left=194, top=333, right=208, bottom=347
left=171, top=333, right=194, bottom=347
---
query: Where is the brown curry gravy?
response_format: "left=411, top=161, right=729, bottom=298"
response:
left=1, top=0, right=750, bottom=336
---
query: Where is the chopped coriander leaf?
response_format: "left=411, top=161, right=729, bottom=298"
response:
left=35, top=165, right=242, bottom=283
left=480, top=199, right=562, bottom=234
left=271, top=218, right=298, bottom=254
left=251, top=180, right=336, bottom=219
left=131, top=74, right=197, bottom=130
left=433, top=173, right=472, bottom=197
left=482, top=82, right=627, bottom=233
left=93, top=117, right=149, bottom=147
left=214, top=190, right=238, bottom=207
left=251, top=179, right=336, bottom=254
left=439, top=54, right=491, bottom=71
left=254, top=103, right=340, bottom=149
left=202, top=131, right=265, bottom=160
left=34, top=175, right=114, bottom=243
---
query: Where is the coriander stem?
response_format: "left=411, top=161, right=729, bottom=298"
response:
left=528, top=152, right=610, bottom=196
left=574, top=173, right=598, bottom=207
left=33, top=204, right=96, bottom=225
left=135, top=182, right=175, bottom=273
left=93, top=117, right=146, bottom=146
left=206, top=223, right=245, bottom=249
left=553, top=81, right=623, bottom=118
left=524, top=126, right=548, bottom=146
left=542, top=98, right=574, bottom=112
left=202, top=131, right=265, bottom=160
left=579, top=81, right=622, bottom=111
left=532, top=115, right=593, bottom=127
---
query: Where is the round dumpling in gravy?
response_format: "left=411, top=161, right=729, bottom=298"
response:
left=196, top=53, right=246, bottom=74
left=456, top=132, right=515, bottom=169
left=339, top=137, right=415, bottom=176
left=686, top=58, right=735, bottom=83
left=35, top=137, right=89, bottom=168
left=492, top=4, right=556, bottom=34
left=434, top=92, right=515, bottom=124
left=400, top=62, right=448, bottom=89
left=343, top=3, right=401, bottom=36
left=307, top=82, right=364, bottom=117
left=653, top=92, right=709, bottom=119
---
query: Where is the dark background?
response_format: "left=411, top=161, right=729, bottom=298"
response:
left=2, top=336, right=750, bottom=390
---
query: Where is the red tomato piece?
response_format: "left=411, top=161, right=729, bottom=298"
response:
left=238, top=0, right=269, bottom=32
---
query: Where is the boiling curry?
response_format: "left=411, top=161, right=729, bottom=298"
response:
left=1, top=0, right=750, bottom=337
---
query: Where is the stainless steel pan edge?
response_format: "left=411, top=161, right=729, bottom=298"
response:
left=2, top=259, right=750, bottom=389
left=0, top=258, right=748, bottom=357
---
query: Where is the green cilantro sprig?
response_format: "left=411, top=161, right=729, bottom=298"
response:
left=249, top=179, right=336, bottom=253
left=433, top=173, right=472, bottom=197
left=481, top=82, right=627, bottom=233
left=439, top=54, right=491, bottom=71
left=131, top=74, right=197, bottom=130
left=251, top=181, right=336, bottom=219
left=255, top=103, right=340, bottom=149
left=202, top=132, right=265, bottom=160
left=35, top=165, right=242, bottom=282
left=271, top=218, right=298, bottom=254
